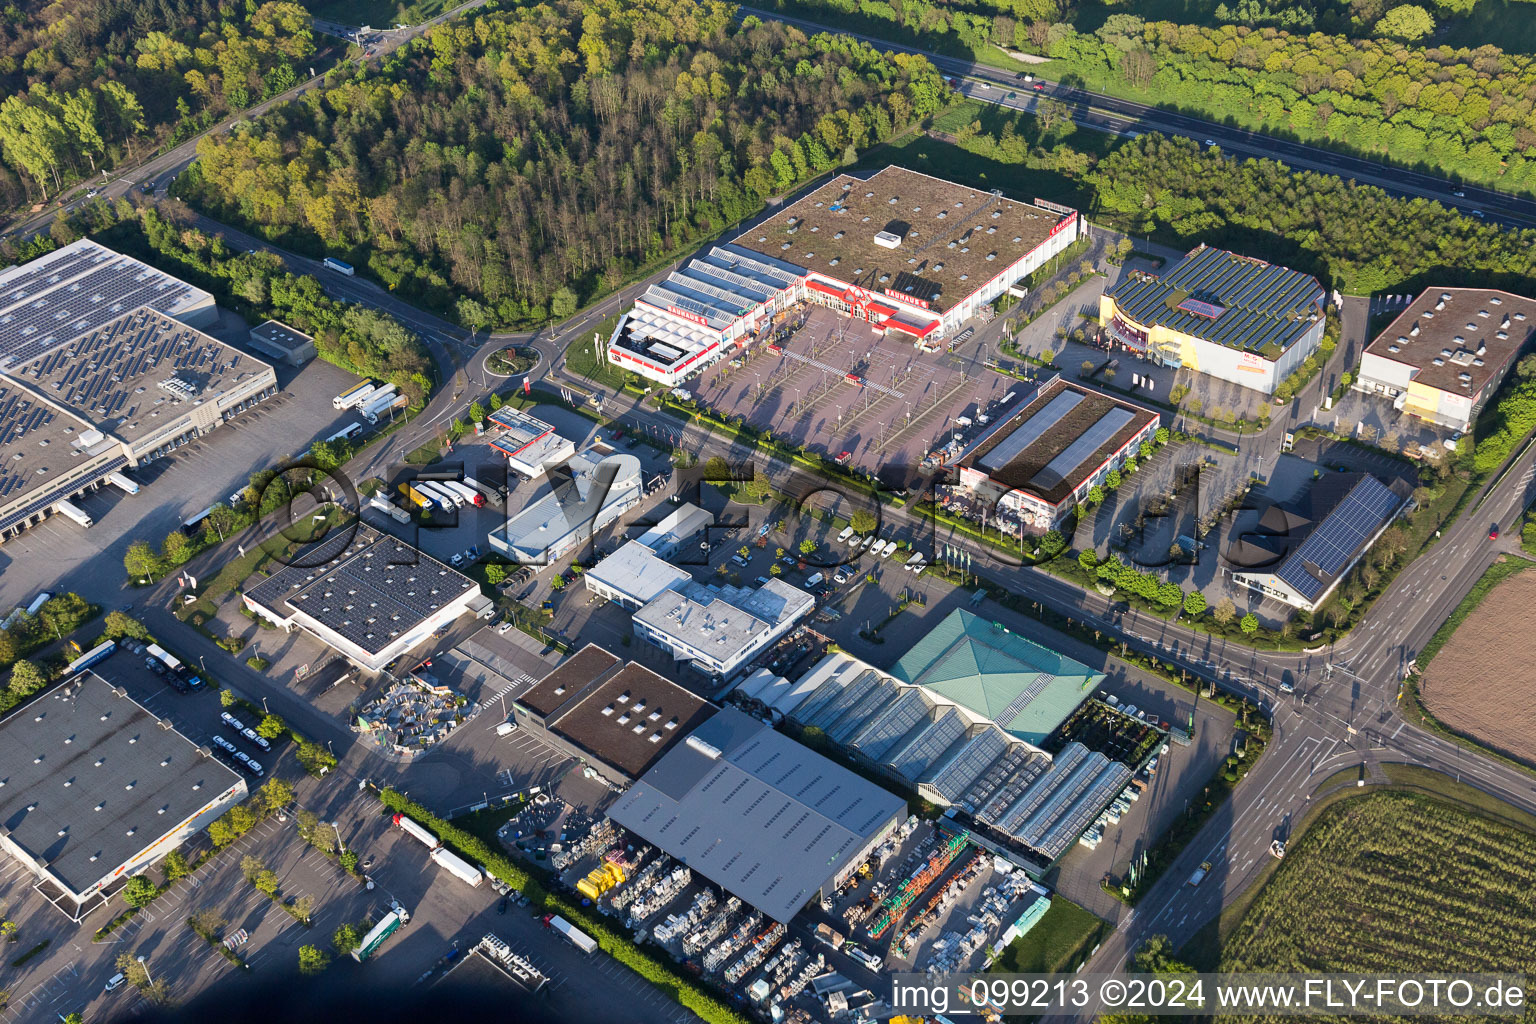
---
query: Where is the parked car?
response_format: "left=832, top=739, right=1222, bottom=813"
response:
left=730, top=553, right=750, bottom=567
left=212, top=735, right=237, bottom=753
left=754, top=576, right=771, bottom=586
left=241, top=728, right=272, bottom=752
left=220, top=712, right=246, bottom=732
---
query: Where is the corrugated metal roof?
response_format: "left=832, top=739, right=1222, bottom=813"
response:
left=608, top=708, right=904, bottom=923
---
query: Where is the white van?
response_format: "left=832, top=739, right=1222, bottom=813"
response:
left=804, top=572, right=824, bottom=588
left=104, top=973, right=127, bottom=992
left=836, top=526, right=854, bottom=543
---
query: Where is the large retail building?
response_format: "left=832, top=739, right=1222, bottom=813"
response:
left=1354, top=288, right=1536, bottom=433
left=607, top=167, right=1081, bottom=386
left=1099, top=245, right=1326, bottom=394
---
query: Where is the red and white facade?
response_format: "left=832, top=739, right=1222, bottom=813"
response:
left=607, top=173, right=1082, bottom=387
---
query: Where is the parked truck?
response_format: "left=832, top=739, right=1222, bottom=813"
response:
left=544, top=914, right=597, bottom=955
left=440, top=480, right=485, bottom=508
left=363, top=393, right=407, bottom=425
left=417, top=481, right=462, bottom=509
left=54, top=499, right=93, bottom=528
left=333, top=380, right=377, bottom=411
left=398, top=482, right=436, bottom=511
left=367, top=495, right=411, bottom=524
left=391, top=813, right=441, bottom=851
left=107, top=472, right=140, bottom=495
left=352, top=906, right=409, bottom=962
left=145, top=643, right=183, bottom=673
left=430, top=846, right=484, bottom=887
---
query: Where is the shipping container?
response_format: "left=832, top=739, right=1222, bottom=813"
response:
left=545, top=914, right=597, bottom=955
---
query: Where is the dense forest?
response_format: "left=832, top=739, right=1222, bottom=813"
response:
left=179, top=0, right=948, bottom=327
left=772, top=0, right=1536, bottom=194
left=0, top=0, right=316, bottom=210
left=1085, top=134, right=1536, bottom=294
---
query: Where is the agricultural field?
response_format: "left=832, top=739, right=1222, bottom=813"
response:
left=1219, top=791, right=1536, bottom=989
left=1420, top=567, right=1536, bottom=767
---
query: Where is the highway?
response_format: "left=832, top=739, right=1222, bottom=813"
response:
left=739, top=5, right=1536, bottom=229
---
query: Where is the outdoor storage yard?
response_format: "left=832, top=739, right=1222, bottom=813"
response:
left=690, top=304, right=1016, bottom=482
left=1418, top=563, right=1536, bottom=767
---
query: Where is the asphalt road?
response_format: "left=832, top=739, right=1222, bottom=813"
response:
left=739, top=5, right=1536, bottom=230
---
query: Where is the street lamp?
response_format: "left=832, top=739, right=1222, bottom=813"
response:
left=261, top=696, right=270, bottom=714
left=331, top=821, right=347, bottom=854
left=137, top=955, right=152, bottom=985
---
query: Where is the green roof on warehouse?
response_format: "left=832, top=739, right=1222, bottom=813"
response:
left=889, top=609, right=1100, bottom=746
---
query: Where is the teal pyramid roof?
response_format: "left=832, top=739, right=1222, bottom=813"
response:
left=890, top=609, right=1100, bottom=745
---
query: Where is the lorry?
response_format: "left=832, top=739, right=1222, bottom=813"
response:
left=146, top=643, right=183, bottom=673
left=463, top=475, right=501, bottom=505
left=430, top=846, right=484, bottom=887
left=391, top=812, right=441, bottom=851
left=440, top=480, right=485, bottom=508
left=367, top=494, right=411, bottom=524
left=107, top=471, right=140, bottom=495
left=357, top=384, right=398, bottom=419
left=363, top=393, right=407, bottom=425
left=54, top=499, right=93, bottom=528
left=333, top=380, right=377, bottom=411
left=323, top=256, right=356, bottom=276
left=544, top=914, right=597, bottom=955
left=352, top=906, right=409, bottom=962
left=398, top=482, right=436, bottom=511
left=1188, top=861, right=1212, bottom=886
left=417, top=480, right=462, bottom=509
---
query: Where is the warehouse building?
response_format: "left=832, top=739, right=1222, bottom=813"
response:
left=1225, top=472, right=1413, bottom=613
left=0, top=653, right=247, bottom=920
left=608, top=167, right=1081, bottom=385
left=608, top=706, right=906, bottom=922
left=955, top=376, right=1158, bottom=530
left=488, top=451, right=643, bottom=564
left=244, top=525, right=487, bottom=672
left=0, top=241, right=278, bottom=543
left=511, top=644, right=716, bottom=781
left=486, top=406, right=576, bottom=478
left=247, top=319, right=316, bottom=366
left=632, top=577, right=814, bottom=681
left=1355, top=288, right=1536, bottom=433
left=1099, top=245, right=1326, bottom=394
left=765, top=614, right=1130, bottom=864
left=584, top=540, right=692, bottom=610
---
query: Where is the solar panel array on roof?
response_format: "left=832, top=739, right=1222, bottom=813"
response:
left=1106, top=245, right=1324, bottom=356
left=975, top=390, right=1084, bottom=474
left=1275, top=475, right=1407, bottom=601
left=245, top=526, right=476, bottom=655
left=1030, top=408, right=1134, bottom=491
left=0, top=241, right=202, bottom=368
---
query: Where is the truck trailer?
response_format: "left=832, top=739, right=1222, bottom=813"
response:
left=440, top=480, right=485, bottom=508
left=398, top=483, right=436, bottom=511
left=54, top=499, right=93, bottom=528
left=544, top=914, right=597, bottom=955
left=391, top=813, right=441, bottom=851
left=367, top=495, right=411, bottom=524
left=333, top=380, right=377, bottom=410
left=363, top=393, right=407, bottom=425
left=417, top=481, right=463, bottom=508
left=351, top=906, right=409, bottom=962
left=107, top=472, right=140, bottom=495
left=430, top=847, right=484, bottom=887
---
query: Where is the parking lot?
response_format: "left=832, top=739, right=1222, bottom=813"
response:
left=0, top=310, right=370, bottom=614
left=691, top=304, right=1013, bottom=485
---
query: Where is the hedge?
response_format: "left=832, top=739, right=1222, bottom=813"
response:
left=376, top=789, right=749, bottom=1024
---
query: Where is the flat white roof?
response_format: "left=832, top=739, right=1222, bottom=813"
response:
left=634, top=578, right=813, bottom=662
left=637, top=502, right=713, bottom=551
left=587, top=540, right=691, bottom=604
left=493, top=452, right=643, bottom=560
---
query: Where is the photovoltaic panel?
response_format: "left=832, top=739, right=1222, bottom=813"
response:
left=1275, top=476, right=1405, bottom=600
left=1030, top=408, right=1134, bottom=491
left=975, top=390, right=1085, bottom=473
